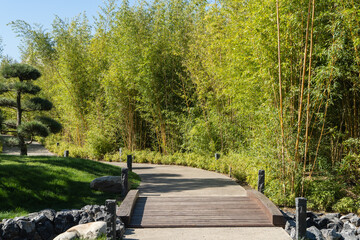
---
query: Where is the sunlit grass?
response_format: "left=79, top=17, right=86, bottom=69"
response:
left=0, top=155, right=140, bottom=220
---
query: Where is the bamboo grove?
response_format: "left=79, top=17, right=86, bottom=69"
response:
left=1, top=0, right=360, bottom=210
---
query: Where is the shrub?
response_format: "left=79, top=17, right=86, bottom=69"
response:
left=333, top=197, right=358, bottom=213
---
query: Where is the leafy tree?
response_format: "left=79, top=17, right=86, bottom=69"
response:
left=0, top=63, right=61, bottom=155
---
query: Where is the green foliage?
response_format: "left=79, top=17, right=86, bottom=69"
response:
left=0, top=98, right=16, bottom=108
left=4, top=137, right=20, bottom=146
left=1, top=63, right=41, bottom=80
left=34, top=116, right=62, bottom=134
left=11, top=82, right=41, bottom=94
left=0, top=82, right=9, bottom=94
left=86, top=130, right=115, bottom=159
left=3, top=119, right=17, bottom=129
left=333, top=197, right=358, bottom=214
left=18, top=121, right=50, bottom=138
left=24, top=97, right=53, bottom=111
left=0, top=155, right=140, bottom=220
left=306, top=179, right=343, bottom=211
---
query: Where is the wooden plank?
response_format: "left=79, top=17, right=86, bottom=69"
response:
left=130, top=221, right=274, bottom=228
left=129, top=194, right=279, bottom=228
left=247, top=190, right=286, bottom=228
left=116, top=189, right=139, bottom=226
left=132, top=209, right=266, bottom=216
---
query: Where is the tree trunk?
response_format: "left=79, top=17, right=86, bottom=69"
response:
left=16, top=90, right=27, bottom=156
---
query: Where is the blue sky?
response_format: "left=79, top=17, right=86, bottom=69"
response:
left=0, top=0, right=136, bottom=61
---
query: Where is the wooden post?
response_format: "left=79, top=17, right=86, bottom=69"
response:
left=127, top=155, right=132, bottom=172
left=121, top=167, right=129, bottom=198
left=295, top=197, right=307, bottom=240
left=258, top=170, right=265, bottom=194
left=215, top=153, right=220, bottom=160
left=105, top=199, right=117, bottom=240
left=64, top=150, right=69, bottom=157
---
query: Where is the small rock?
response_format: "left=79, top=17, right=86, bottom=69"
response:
left=53, top=231, right=78, bottom=240
left=340, top=213, right=356, bottom=221
left=285, top=220, right=296, bottom=234
left=343, top=222, right=356, bottom=232
left=306, top=226, right=325, bottom=240
left=17, top=220, right=36, bottom=238
left=307, top=217, right=320, bottom=228
left=340, top=231, right=357, bottom=240
left=327, top=218, right=344, bottom=232
left=308, top=211, right=318, bottom=220
left=321, top=228, right=342, bottom=240
left=290, top=227, right=296, bottom=239
left=349, top=216, right=360, bottom=227
left=281, top=211, right=295, bottom=220
left=324, top=213, right=341, bottom=220
left=2, top=219, right=21, bottom=240
left=54, top=210, right=75, bottom=234
left=90, top=176, right=123, bottom=193
left=40, top=209, right=56, bottom=222
left=317, top=217, right=331, bottom=230
left=33, top=214, right=55, bottom=240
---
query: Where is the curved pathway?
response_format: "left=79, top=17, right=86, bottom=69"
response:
left=1, top=135, right=56, bottom=156
left=105, top=161, right=291, bottom=240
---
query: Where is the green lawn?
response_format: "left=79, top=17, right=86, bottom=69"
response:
left=0, top=155, right=140, bottom=220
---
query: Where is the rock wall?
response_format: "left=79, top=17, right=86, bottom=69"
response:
left=0, top=205, right=125, bottom=240
left=283, top=210, right=360, bottom=240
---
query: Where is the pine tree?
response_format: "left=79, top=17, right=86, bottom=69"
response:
left=1, top=63, right=61, bottom=155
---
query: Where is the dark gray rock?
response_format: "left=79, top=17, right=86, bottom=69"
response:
left=39, top=209, right=56, bottom=222
left=349, top=216, right=360, bottom=227
left=94, top=211, right=107, bottom=221
left=308, top=216, right=320, bottom=228
left=285, top=219, right=296, bottom=234
left=34, top=214, right=55, bottom=240
left=340, top=213, right=356, bottom=221
left=342, top=222, right=356, bottom=232
left=54, top=210, right=75, bottom=234
left=340, top=231, right=357, bottom=240
left=327, top=218, right=344, bottom=232
left=290, top=227, right=296, bottom=239
left=317, top=217, right=331, bottom=229
left=2, top=219, right=21, bottom=240
left=306, top=226, right=325, bottom=240
left=17, top=220, right=36, bottom=239
left=324, top=213, right=341, bottom=220
left=282, top=211, right=295, bottom=220
left=116, top=218, right=125, bottom=239
left=321, top=228, right=342, bottom=240
left=71, top=210, right=81, bottom=224
left=79, top=211, right=94, bottom=224
left=90, top=176, right=123, bottom=193
left=308, top=211, right=319, bottom=220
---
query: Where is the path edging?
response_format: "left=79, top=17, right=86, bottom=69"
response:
left=117, top=190, right=139, bottom=226
left=247, top=189, right=285, bottom=228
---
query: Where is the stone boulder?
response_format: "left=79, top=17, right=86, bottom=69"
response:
left=90, top=176, right=122, bottom=193
left=54, top=221, right=106, bottom=240
left=53, top=231, right=78, bottom=240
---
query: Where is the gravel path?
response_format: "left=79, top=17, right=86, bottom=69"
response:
left=1, top=135, right=56, bottom=156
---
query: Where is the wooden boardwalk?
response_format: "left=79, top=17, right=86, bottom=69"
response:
left=130, top=196, right=273, bottom=228
left=118, top=190, right=285, bottom=229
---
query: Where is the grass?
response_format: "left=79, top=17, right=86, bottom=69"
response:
left=0, top=155, right=140, bottom=220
